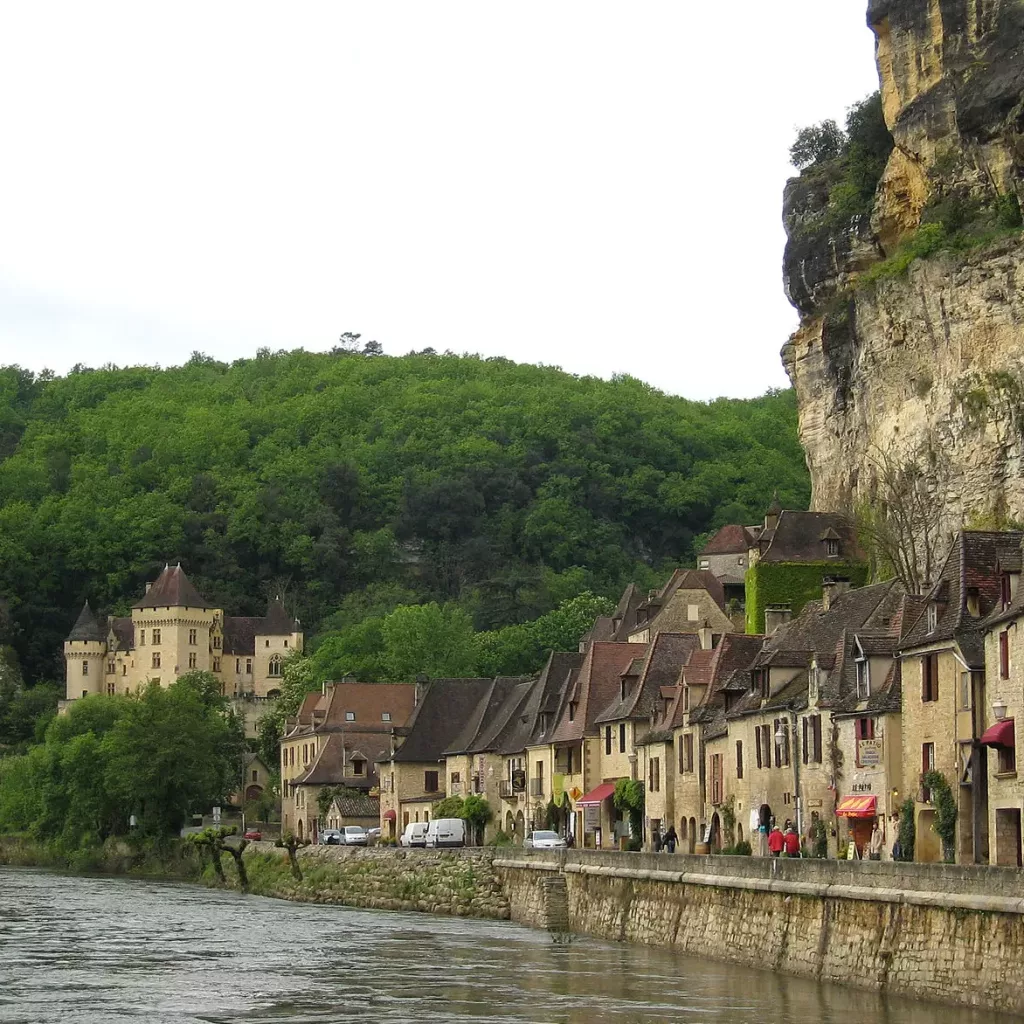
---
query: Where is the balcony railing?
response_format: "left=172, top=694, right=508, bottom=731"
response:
left=499, top=780, right=514, bottom=799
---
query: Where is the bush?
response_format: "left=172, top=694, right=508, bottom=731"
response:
left=733, top=840, right=752, bottom=856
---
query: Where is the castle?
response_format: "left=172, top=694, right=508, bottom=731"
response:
left=63, top=563, right=303, bottom=702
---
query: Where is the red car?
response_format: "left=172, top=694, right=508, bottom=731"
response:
left=243, top=829, right=262, bottom=841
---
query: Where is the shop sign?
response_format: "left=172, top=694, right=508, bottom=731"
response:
left=511, top=769, right=526, bottom=793
left=584, top=805, right=599, bottom=830
left=857, top=738, right=883, bottom=766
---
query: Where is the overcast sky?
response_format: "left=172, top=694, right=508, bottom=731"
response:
left=0, top=2, right=880, bottom=400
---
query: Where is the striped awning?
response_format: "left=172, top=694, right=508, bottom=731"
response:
left=836, top=795, right=877, bottom=818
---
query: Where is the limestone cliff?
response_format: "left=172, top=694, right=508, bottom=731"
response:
left=783, top=0, right=1024, bottom=541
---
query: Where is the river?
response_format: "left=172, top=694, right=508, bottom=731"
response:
left=0, top=866, right=1014, bottom=1023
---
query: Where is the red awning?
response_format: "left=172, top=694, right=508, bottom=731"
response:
left=576, top=782, right=616, bottom=807
left=383, top=809, right=397, bottom=821
left=836, top=795, right=877, bottom=818
left=981, top=719, right=1015, bottom=748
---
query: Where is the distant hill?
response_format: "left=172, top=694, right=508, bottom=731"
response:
left=0, top=350, right=809, bottom=682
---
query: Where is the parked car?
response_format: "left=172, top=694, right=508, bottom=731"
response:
left=243, top=829, right=262, bottom=841
left=400, top=822, right=429, bottom=848
left=425, top=817, right=466, bottom=848
left=523, top=830, right=566, bottom=850
left=321, top=829, right=342, bottom=845
left=339, top=825, right=368, bottom=846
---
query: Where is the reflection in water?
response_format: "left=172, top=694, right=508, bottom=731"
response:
left=0, top=866, right=1012, bottom=1023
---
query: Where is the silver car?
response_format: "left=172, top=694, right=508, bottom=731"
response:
left=523, top=830, right=567, bottom=850
left=339, top=826, right=368, bottom=846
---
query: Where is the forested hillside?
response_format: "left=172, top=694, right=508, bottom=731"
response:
left=0, top=350, right=809, bottom=684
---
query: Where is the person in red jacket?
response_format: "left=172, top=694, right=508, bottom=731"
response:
left=767, top=822, right=785, bottom=857
left=783, top=824, right=801, bottom=857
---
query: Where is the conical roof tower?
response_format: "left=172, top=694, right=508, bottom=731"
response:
left=67, top=601, right=104, bottom=642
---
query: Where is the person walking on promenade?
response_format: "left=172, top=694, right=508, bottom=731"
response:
left=663, top=825, right=678, bottom=854
left=783, top=824, right=801, bottom=858
left=652, top=828, right=663, bottom=853
left=768, top=822, right=785, bottom=857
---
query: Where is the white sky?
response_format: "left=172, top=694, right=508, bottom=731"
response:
left=0, top=2, right=879, bottom=401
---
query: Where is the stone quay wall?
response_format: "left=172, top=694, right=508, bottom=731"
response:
left=493, top=850, right=1024, bottom=1015
left=243, top=844, right=510, bottom=919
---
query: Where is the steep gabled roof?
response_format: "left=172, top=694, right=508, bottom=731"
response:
left=701, top=524, right=755, bottom=556
left=443, top=676, right=526, bottom=756
left=262, top=597, right=299, bottom=634
left=686, top=634, right=764, bottom=726
left=389, top=678, right=493, bottom=763
left=293, top=732, right=390, bottom=788
left=548, top=642, right=647, bottom=743
left=903, top=531, right=1024, bottom=666
left=757, top=511, right=863, bottom=564
left=132, top=564, right=210, bottom=609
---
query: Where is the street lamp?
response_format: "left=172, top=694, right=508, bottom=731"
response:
left=993, top=697, right=1008, bottom=721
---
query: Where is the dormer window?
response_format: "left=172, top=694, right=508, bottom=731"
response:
left=927, top=603, right=938, bottom=634
left=966, top=587, right=980, bottom=617
left=1001, top=574, right=1012, bottom=608
left=620, top=679, right=628, bottom=701
left=568, top=701, right=577, bottom=722
left=808, top=665, right=819, bottom=705
left=698, top=558, right=710, bottom=569
left=825, top=539, right=839, bottom=557
left=682, top=687, right=690, bottom=712
left=856, top=657, right=870, bottom=699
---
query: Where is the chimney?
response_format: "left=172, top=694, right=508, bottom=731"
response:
left=822, top=576, right=851, bottom=613
left=699, top=619, right=713, bottom=650
left=764, top=605, right=792, bottom=634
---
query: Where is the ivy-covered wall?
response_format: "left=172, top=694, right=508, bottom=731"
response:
left=745, top=561, right=869, bottom=634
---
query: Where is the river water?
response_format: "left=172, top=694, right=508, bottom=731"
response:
left=0, top=866, right=1013, bottom=1024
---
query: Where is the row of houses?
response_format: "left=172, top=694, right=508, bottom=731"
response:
left=281, top=512, right=1024, bottom=866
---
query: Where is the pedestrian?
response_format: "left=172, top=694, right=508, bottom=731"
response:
left=565, top=831, right=575, bottom=849
left=869, top=820, right=884, bottom=861
left=757, top=822, right=769, bottom=857
left=783, top=824, right=801, bottom=857
left=663, top=824, right=678, bottom=854
left=768, top=822, right=785, bottom=857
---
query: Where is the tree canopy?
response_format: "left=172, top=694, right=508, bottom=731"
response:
left=0, top=350, right=809, bottom=687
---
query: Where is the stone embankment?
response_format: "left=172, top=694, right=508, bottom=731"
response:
left=495, top=850, right=1024, bottom=1015
left=243, top=844, right=510, bottom=919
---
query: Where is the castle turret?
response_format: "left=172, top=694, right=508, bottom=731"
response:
left=64, top=601, right=107, bottom=700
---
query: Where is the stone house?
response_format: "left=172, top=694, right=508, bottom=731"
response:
left=377, top=677, right=493, bottom=840
left=698, top=523, right=757, bottom=580
left=899, top=531, right=1022, bottom=863
left=63, top=564, right=303, bottom=735
left=669, top=632, right=764, bottom=852
left=442, top=676, right=534, bottom=843
left=324, top=793, right=380, bottom=832
left=627, top=569, right=742, bottom=643
left=230, top=752, right=272, bottom=809
left=281, top=681, right=417, bottom=841
left=595, top=632, right=701, bottom=848
left=518, top=651, right=584, bottom=838
left=546, top=640, right=648, bottom=848
left=743, top=504, right=866, bottom=633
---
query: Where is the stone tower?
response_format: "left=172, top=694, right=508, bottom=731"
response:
left=64, top=601, right=107, bottom=700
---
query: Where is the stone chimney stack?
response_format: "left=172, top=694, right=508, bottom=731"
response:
left=699, top=620, right=713, bottom=650
left=822, top=576, right=851, bottom=613
left=764, top=605, right=792, bottom=634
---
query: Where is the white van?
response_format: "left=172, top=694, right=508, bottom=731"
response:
left=400, top=822, right=429, bottom=847
left=425, top=817, right=466, bottom=848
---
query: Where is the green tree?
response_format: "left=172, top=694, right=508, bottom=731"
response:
left=790, top=119, right=845, bottom=169
left=380, top=603, right=477, bottom=681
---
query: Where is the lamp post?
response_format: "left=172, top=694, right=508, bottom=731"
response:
left=775, top=714, right=802, bottom=837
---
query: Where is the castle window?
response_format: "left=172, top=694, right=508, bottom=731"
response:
left=107, top=660, right=115, bottom=675
left=245, top=659, right=252, bottom=674
left=189, top=629, right=197, bottom=645
left=265, top=640, right=270, bottom=648
left=213, top=635, right=221, bottom=649
left=122, top=664, right=127, bottom=676
left=268, top=655, right=283, bottom=677
left=188, top=653, right=197, bottom=669
left=152, top=629, right=161, bottom=645
left=236, top=659, right=241, bottom=673
left=284, top=640, right=288, bottom=647
left=213, top=657, right=221, bottom=672
left=82, top=661, right=89, bottom=676
left=140, top=630, right=146, bottom=646
left=106, top=683, right=115, bottom=696
left=152, top=652, right=161, bottom=669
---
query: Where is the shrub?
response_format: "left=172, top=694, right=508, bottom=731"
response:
left=732, top=840, right=752, bottom=856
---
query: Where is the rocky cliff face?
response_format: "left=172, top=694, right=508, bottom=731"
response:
left=783, top=0, right=1024, bottom=538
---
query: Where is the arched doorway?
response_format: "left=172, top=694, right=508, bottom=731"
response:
left=737, top=822, right=744, bottom=845
left=688, top=817, right=697, bottom=853
left=515, top=810, right=525, bottom=841
left=245, top=784, right=263, bottom=801
left=505, top=811, right=515, bottom=836
left=296, top=819, right=304, bottom=840
left=709, top=813, right=722, bottom=852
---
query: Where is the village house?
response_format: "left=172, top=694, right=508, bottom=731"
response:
left=667, top=631, right=764, bottom=852
left=626, top=569, right=742, bottom=643
left=324, top=792, right=381, bottom=833
left=898, top=531, right=1022, bottom=863
left=546, top=640, right=648, bottom=848
left=516, top=651, right=584, bottom=839
left=377, top=677, right=493, bottom=840
left=441, top=676, right=535, bottom=843
left=63, top=564, right=303, bottom=736
left=281, top=680, right=417, bottom=841
left=230, top=752, right=272, bottom=809
left=596, top=632, right=701, bottom=848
